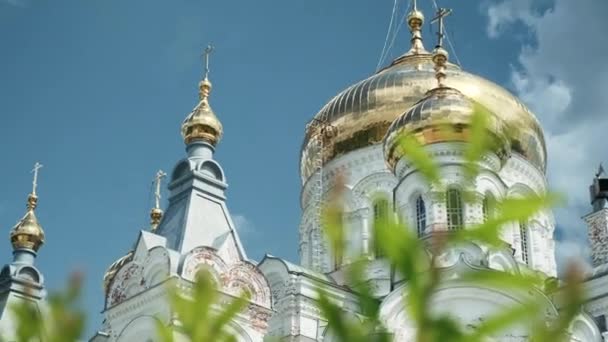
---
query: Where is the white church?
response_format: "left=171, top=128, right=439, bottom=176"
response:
left=2, top=3, right=608, bottom=342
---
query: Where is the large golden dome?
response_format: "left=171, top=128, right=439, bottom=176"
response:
left=300, top=22, right=545, bottom=183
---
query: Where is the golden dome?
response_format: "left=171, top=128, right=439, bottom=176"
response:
left=10, top=194, right=45, bottom=252
left=150, top=207, right=163, bottom=232
left=181, top=78, right=223, bottom=146
left=407, top=9, right=424, bottom=25
left=300, top=53, right=546, bottom=183
left=383, top=86, right=510, bottom=171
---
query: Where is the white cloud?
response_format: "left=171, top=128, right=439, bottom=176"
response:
left=232, top=214, right=254, bottom=236
left=486, top=0, right=538, bottom=38
left=485, top=0, right=608, bottom=273
left=2, top=0, right=27, bottom=7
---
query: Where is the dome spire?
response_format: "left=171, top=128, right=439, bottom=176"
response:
left=150, top=169, right=166, bottom=232
left=405, top=0, right=427, bottom=56
left=181, top=44, right=224, bottom=147
left=430, top=7, right=452, bottom=87
left=10, top=162, right=45, bottom=253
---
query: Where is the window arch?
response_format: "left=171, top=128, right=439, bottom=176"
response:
left=416, top=195, right=426, bottom=237
left=446, top=189, right=463, bottom=230
left=373, top=197, right=390, bottom=258
left=519, top=221, right=530, bottom=265
left=482, top=193, right=495, bottom=222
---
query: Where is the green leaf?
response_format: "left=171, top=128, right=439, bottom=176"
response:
left=462, top=103, right=494, bottom=184
left=452, top=193, right=563, bottom=247
left=396, top=134, right=440, bottom=186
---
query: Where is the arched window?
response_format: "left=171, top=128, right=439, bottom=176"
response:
left=308, top=229, right=315, bottom=267
left=519, top=221, right=530, bottom=265
left=373, top=197, right=390, bottom=258
left=416, top=196, right=426, bottom=237
left=446, top=189, right=463, bottom=230
left=482, top=193, right=495, bottom=222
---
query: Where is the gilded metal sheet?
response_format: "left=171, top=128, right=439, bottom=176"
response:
left=383, top=87, right=510, bottom=171
left=300, top=54, right=546, bottom=182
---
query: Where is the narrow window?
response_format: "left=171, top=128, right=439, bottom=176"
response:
left=334, top=248, right=343, bottom=269
left=308, top=229, right=315, bottom=267
left=595, top=315, right=607, bottom=333
left=373, top=197, right=390, bottom=258
left=416, top=196, right=426, bottom=237
left=482, top=193, right=494, bottom=222
left=446, top=189, right=463, bottom=230
left=520, top=221, right=530, bottom=265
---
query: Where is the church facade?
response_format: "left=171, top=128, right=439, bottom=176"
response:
left=2, top=4, right=608, bottom=342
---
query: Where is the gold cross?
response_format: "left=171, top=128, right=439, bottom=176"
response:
left=203, top=44, right=214, bottom=79
left=154, top=170, right=167, bottom=209
left=31, top=162, right=43, bottom=196
left=431, top=7, right=452, bottom=48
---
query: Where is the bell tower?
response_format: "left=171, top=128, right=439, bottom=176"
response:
left=584, top=165, right=608, bottom=267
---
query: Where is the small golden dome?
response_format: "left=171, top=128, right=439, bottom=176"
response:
left=383, top=87, right=510, bottom=171
left=181, top=78, right=223, bottom=146
left=10, top=194, right=45, bottom=252
left=150, top=207, right=163, bottom=232
left=407, top=9, right=424, bottom=27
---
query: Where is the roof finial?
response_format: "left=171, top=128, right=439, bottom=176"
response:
left=203, top=44, right=214, bottom=81
left=10, top=162, right=45, bottom=252
left=405, top=0, right=427, bottom=56
left=181, top=44, right=223, bottom=146
left=30, top=162, right=43, bottom=208
left=596, top=163, right=605, bottom=178
left=199, top=44, right=214, bottom=100
left=431, top=7, right=452, bottom=87
left=150, top=169, right=166, bottom=232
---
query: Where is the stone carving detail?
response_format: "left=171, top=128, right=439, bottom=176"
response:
left=586, top=209, right=608, bottom=267
left=181, top=246, right=228, bottom=282
left=108, top=262, right=144, bottom=307
left=248, top=305, right=272, bottom=332
left=221, top=262, right=271, bottom=307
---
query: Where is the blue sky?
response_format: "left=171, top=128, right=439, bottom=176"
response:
left=1, top=0, right=605, bottom=336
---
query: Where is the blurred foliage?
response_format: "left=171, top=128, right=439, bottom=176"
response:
left=4, top=272, right=85, bottom=342
left=2, top=106, right=587, bottom=342
left=156, top=270, right=250, bottom=342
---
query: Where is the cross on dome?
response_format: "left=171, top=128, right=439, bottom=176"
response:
left=431, top=7, right=452, bottom=49
left=181, top=43, right=224, bottom=147
left=203, top=44, right=214, bottom=81
left=10, top=162, right=46, bottom=252
left=31, top=162, right=43, bottom=197
left=150, top=169, right=166, bottom=232
left=430, top=7, right=452, bottom=87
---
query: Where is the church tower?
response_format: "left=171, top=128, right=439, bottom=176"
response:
left=584, top=167, right=608, bottom=267
left=298, top=2, right=556, bottom=296
left=0, top=163, right=48, bottom=341
left=92, top=47, right=271, bottom=342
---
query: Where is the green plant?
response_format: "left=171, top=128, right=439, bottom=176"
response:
left=156, top=270, right=250, bottom=342
left=6, top=272, right=85, bottom=342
